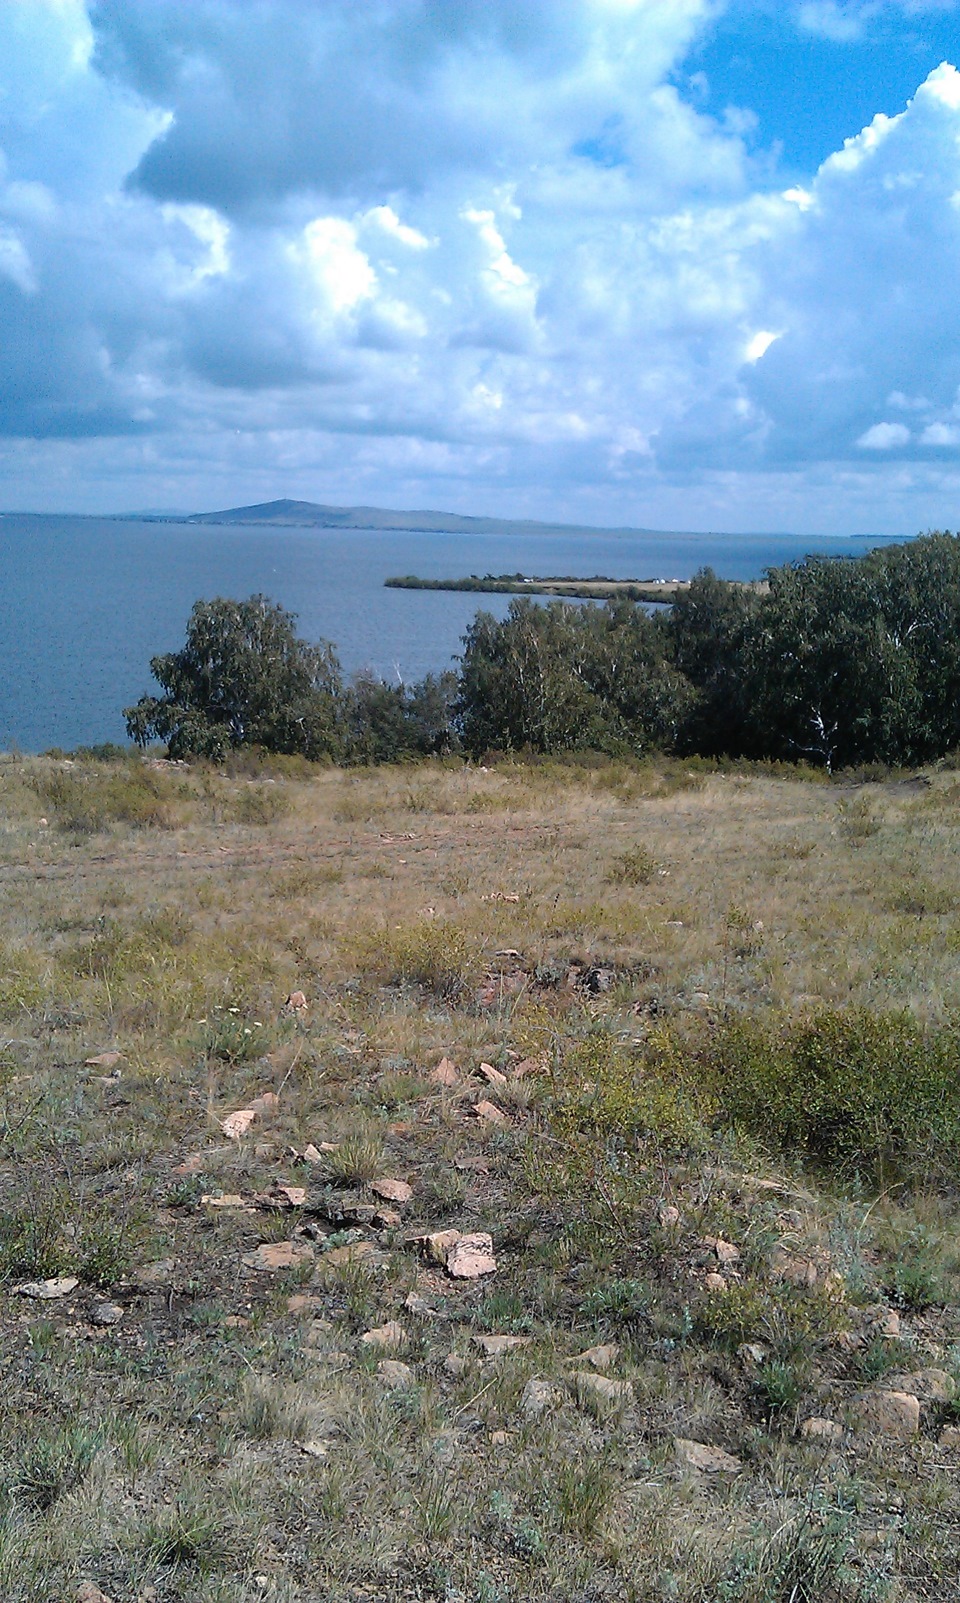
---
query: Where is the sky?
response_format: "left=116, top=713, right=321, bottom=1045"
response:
left=2, top=1, right=960, bottom=534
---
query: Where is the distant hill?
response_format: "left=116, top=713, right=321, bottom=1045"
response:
left=184, top=498, right=693, bottom=540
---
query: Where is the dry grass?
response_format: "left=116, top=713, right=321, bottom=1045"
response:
left=1, top=749, right=960, bottom=1599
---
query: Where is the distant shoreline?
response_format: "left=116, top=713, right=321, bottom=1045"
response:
left=385, top=573, right=767, bottom=603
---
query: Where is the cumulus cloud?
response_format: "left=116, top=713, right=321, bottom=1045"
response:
left=1, top=0, right=960, bottom=532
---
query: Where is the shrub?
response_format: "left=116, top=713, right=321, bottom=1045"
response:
left=702, top=1008, right=960, bottom=1183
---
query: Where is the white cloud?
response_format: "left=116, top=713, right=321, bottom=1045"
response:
left=298, top=218, right=377, bottom=316
left=857, top=422, right=912, bottom=448
left=1, top=1, right=960, bottom=536
left=0, top=227, right=36, bottom=294
left=363, top=206, right=432, bottom=251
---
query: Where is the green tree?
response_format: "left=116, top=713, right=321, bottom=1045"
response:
left=457, top=597, right=691, bottom=756
left=124, top=595, right=345, bottom=760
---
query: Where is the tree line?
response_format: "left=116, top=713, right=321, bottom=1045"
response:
left=124, top=531, right=960, bottom=771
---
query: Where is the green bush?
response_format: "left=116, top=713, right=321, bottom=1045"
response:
left=702, top=1008, right=960, bottom=1183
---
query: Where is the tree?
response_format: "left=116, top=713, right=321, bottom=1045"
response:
left=345, top=670, right=460, bottom=763
left=124, top=595, right=345, bottom=760
left=457, top=597, right=691, bottom=757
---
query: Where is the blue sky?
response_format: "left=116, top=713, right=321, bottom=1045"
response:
left=2, top=0, right=960, bottom=535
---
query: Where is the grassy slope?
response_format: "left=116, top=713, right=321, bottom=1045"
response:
left=1, top=752, right=960, bottom=1600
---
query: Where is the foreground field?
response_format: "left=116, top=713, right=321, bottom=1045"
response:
left=3, top=751, right=960, bottom=1601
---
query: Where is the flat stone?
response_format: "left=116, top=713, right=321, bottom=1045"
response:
left=430, top=1057, right=459, bottom=1087
left=322, top=1241, right=377, bottom=1267
left=16, top=1276, right=79, bottom=1300
left=477, top=1062, right=508, bottom=1086
left=361, top=1320, right=407, bottom=1350
left=242, top=1241, right=314, bottom=1272
left=416, top=1229, right=462, bottom=1265
left=378, top=1359, right=415, bottom=1389
left=800, top=1417, right=844, bottom=1442
left=674, top=1438, right=742, bottom=1473
left=473, top=1333, right=530, bottom=1357
left=520, top=1378, right=557, bottom=1419
left=886, top=1369, right=955, bottom=1404
left=447, top=1232, right=497, bottom=1279
left=570, top=1342, right=620, bottom=1371
left=570, top=1371, right=634, bottom=1409
left=714, top=1238, right=741, bottom=1267
left=852, top=1390, right=921, bottom=1440
left=473, top=1100, right=510, bottom=1126
left=76, top=1584, right=115, bottom=1603
left=89, top=1302, right=124, bottom=1327
left=371, top=1178, right=413, bottom=1205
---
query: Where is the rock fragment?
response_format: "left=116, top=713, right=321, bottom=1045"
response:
left=851, top=1390, right=920, bottom=1439
left=674, top=1438, right=742, bottom=1473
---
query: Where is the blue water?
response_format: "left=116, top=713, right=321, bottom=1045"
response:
left=0, top=514, right=903, bottom=752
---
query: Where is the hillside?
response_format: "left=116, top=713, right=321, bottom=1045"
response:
left=1, top=750, right=959, bottom=1600
left=184, top=497, right=699, bottom=540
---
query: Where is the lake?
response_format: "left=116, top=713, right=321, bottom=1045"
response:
left=0, top=513, right=903, bottom=752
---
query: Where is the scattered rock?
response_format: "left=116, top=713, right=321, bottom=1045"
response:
left=430, top=1056, right=459, bottom=1087
left=852, top=1390, right=921, bottom=1439
left=473, top=1100, right=510, bottom=1126
left=704, top=1273, right=728, bottom=1293
left=16, top=1276, right=78, bottom=1300
left=447, top=1232, right=497, bottom=1279
left=173, top=1152, right=206, bottom=1175
left=274, top=1184, right=307, bottom=1208
left=939, top=1425, right=960, bottom=1447
left=202, top=1193, right=245, bottom=1208
left=520, top=1378, right=557, bottom=1418
left=222, top=1108, right=257, bottom=1140
left=302, top=1144, right=324, bottom=1163
left=322, top=1241, right=377, bottom=1267
left=285, top=991, right=308, bottom=1012
left=674, top=1438, right=743, bottom=1473
left=286, top=1294, right=321, bottom=1315
left=84, top=1052, right=123, bottom=1070
left=371, top=1177, right=414, bottom=1205
left=89, top=1302, right=124, bottom=1327
left=416, top=1229, right=463, bottom=1265
left=737, top=1342, right=768, bottom=1366
left=658, top=1204, right=681, bottom=1228
left=769, top=1247, right=820, bottom=1288
left=714, top=1238, right=741, bottom=1267
left=477, top=1061, right=508, bottom=1086
left=570, top=1372, right=634, bottom=1410
left=512, top=1057, right=540, bottom=1078
left=473, top=1333, right=531, bottom=1357
left=444, top=1353, right=468, bottom=1377
left=135, top=1259, right=176, bottom=1288
left=800, top=1417, right=844, bottom=1443
left=76, top=1584, right=115, bottom=1603
left=454, top=1153, right=491, bottom=1174
left=887, top=1369, right=955, bottom=1404
left=877, top=1309, right=901, bottom=1340
left=404, top=1291, right=445, bottom=1319
left=247, top=1091, right=279, bottom=1117
left=242, top=1241, right=314, bottom=1273
left=361, top=1320, right=407, bottom=1350
left=570, top=1342, right=620, bottom=1371
left=300, top=1439, right=329, bottom=1459
left=378, top=1359, right=415, bottom=1389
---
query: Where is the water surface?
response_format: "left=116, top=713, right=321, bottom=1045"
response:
left=0, top=514, right=902, bottom=752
